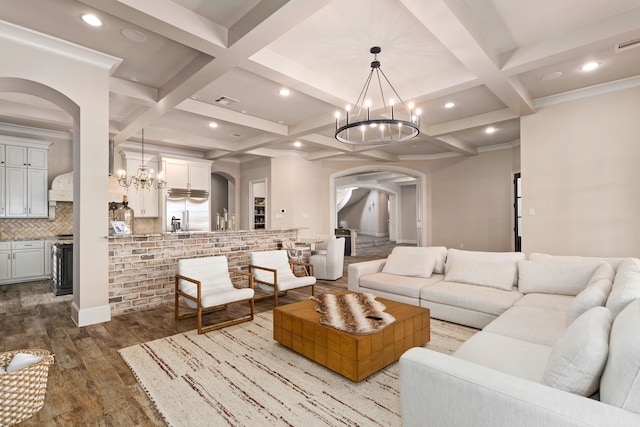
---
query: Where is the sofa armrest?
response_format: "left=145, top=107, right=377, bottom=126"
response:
left=399, top=348, right=640, bottom=427
left=347, top=259, right=387, bottom=292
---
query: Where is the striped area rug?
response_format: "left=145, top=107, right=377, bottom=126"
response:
left=119, top=311, right=476, bottom=427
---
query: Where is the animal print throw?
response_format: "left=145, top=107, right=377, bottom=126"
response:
left=310, top=293, right=396, bottom=334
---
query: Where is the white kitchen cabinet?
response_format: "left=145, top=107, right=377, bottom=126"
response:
left=44, top=240, right=53, bottom=276
left=160, top=156, right=211, bottom=192
left=0, top=240, right=47, bottom=284
left=0, top=242, right=10, bottom=281
left=120, top=151, right=160, bottom=217
left=5, top=145, right=47, bottom=169
left=0, top=138, right=49, bottom=218
left=12, top=240, right=45, bottom=279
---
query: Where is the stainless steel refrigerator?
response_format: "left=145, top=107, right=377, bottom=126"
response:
left=166, top=189, right=210, bottom=232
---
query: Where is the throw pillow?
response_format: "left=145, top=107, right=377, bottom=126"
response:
left=566, top=263, right=614, bottom=324
left=517, top=259, right=605, bottom=296
left=382, top=252, right=435, bottom=278
left=543, top=306, right=612, bottom=396
left=7, top=352, right=45, bottom=373
left=600, top=299, right=640, bottom=413
left=606, top=270, right=640, bottom=318
left=444, top=259, right=515, bottom=291
left=390, top=246, right=447, bottom=274
left=445, top=249, right=524, bottom=285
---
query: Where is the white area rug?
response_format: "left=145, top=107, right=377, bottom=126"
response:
left=119, top=312, right=476, bottom=426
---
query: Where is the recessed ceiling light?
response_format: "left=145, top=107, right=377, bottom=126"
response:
left=129, top=76, right=139, bottom=82
left=190, top=95, right=200, bottom=100
left=81, top=13, right=103, bottom=27
left=485, top=126, right=496, bottom=134
left=209, top=122, right=218, bottom=128
left=278, top=88, right=290, bottom=96
left=580, top=61, right=600, bottom=72
left=293, top=141, right=302, bottom=148
left=121, top=28, right=147, bottom=43
left=240, top=109, right=248, bottom=114
left=444, top=102, right=455, bottom=109
left=541, top=71, right=563, bottom=81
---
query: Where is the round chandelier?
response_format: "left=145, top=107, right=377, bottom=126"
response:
left=117, top=129, right=167, bottom=191
left=335, top=46, right=421, bottom=145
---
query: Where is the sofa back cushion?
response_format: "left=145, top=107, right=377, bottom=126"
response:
left=543, top=306, right=612, bottom=396
left=529, top=253, right=630, bottom=271
left=517, top=259, right=605, bottom=296
left=382, top=251, right=436, bottom=278
left=390, top=246, right=447, bottom=274
left=566, top=263, right=615, bottom=324
left=444, top=259, right=515, bottom=291
left=606, top=259, right=640, bottom=317
left=445, top=249, right=525, bottom=286
left=600, top=298, right=640, bottom=413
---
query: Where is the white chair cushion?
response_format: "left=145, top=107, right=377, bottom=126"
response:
left=543, top=306, right=612, bottom=397
left=445, top=249, right=524, bottom=285
left=391, top=246, right=447, bottom=274
left=444, top=259, right=515, bottom=291
left=517, top=259, right=605, bottom=296
left=382, top=251, right=435, bottom=278
left=566, top=263, right=614, bottom=324
left=199, top=288, right=254, bottom=307
left=251, top=250, right=296, bottom=283
left=600, top=298, right=640, bottom=413
left=606, top=268, right=640, bottom=317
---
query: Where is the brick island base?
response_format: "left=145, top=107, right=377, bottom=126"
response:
left=273, top=293, right=430, bottom=382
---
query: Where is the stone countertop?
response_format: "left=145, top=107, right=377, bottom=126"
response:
left=107, top=228, right=305, bottom=239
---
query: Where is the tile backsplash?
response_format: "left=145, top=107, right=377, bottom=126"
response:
left=0, top=202, right=73, bottom=239
left=0, top=202, right=163, bottom=239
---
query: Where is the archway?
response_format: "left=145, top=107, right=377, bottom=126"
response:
left=330, top=165, right=427, bottom=247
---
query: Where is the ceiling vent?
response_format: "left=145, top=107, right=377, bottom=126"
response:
left=615, top=38, right=640, bottom=52
left=213, top=96, right=239, bottom=105
left=231, top=133, right=242, bottom=138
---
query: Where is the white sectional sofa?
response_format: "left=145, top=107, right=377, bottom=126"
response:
left=348, top=247, right=640, bottom=426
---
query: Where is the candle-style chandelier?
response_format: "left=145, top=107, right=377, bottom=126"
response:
left=334, top=47, right=421, bottom=145
left=117, top=129, right=166, bottom=191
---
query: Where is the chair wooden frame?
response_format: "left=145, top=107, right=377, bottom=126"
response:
left=174, top=269, right=254, bottom=334
left=249, top=259, right=315, bottom=306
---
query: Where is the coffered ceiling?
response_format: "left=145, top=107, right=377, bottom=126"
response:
left=1, top=0, right=639, bottom=162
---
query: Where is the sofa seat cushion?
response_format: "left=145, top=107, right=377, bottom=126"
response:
left=453, top=331, right=552, bottom=383
left=483, top=305, right=569, bottom=346
left=420, top=281, right=523, bottom=317
left=513, top=293, right=574, bottom=312
left=359, top=272, right=444, bottom=299
left=600, top=298, right=640, bottom=413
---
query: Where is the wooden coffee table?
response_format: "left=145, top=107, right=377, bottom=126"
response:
left=273, top=292, right=430, bottom=382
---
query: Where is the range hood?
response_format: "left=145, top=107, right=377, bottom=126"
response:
left=48, top=172, right=124, bottom=220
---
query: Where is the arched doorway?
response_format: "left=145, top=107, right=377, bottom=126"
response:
left=330, top=166, right=427, bottom=247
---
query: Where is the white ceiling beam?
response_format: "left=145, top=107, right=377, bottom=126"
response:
left=305, top=150, right=347, bottom=161
left=432, top=135, right=478, bottom=156
left=175, top=99, right=287, bottom=135
left=90, top=0, right=332, bottom=144
left=502, top=7, right=640, bottom=75
left=300, top=133, right=350, bottom=151
left=427, top=108, right=517, bottom=136
left=401, top=0, right=535, bottom=115
left=351, top=149, right=400, bottom=162
left=110, top=78, right=158, bottom=105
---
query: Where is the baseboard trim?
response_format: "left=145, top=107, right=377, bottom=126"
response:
left=72, top=301, right=111, bottom=327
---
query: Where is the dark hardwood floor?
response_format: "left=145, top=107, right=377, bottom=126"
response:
left=0, top=246, right=394, bottom=426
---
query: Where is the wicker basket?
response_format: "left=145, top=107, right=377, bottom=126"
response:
left=0, top=349, right=54, bottom=426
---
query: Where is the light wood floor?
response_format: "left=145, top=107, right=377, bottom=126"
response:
left=0, top=248, right=394, bottom=426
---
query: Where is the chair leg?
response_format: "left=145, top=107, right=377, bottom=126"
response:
left=274, top=285, right=279, bottom=306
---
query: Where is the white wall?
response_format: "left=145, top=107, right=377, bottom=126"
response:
left=521, top=86, right=640, bottom=257
left=399, top=185, right=417, bottom=244
left=428, top=149, right=515, bottom=251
